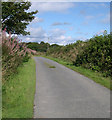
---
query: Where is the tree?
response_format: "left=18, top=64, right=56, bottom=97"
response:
left=2, top=1, right=38, bottom=35
left=103, top=30, right=107, bottom=35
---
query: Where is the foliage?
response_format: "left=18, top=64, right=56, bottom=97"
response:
left=2, top=1, right=38, bottom=35
left=26, top=31, right=111, bottom=77
left=2, top=29, right=32, bottom=82
left=74, top=33, right=112, bottom=77
left=46, top=40, right=85, bottom=62
left=41, top=33, right=111, bottom=77
left=27, top=41, right=50, bottom=52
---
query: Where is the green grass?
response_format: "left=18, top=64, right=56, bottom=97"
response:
left=44, top=62, right=56, bottom=68
left=43, top=56, right=111, bottom=90
left=49, top=66, right=56, bottom=68
left=2, top=58, right=36, bottom=118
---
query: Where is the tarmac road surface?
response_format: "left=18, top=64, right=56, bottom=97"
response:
left=34, top=57, right=110, bottom=118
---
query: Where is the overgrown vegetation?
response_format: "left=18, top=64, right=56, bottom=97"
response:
left=2, top=30, right=32, bottom=82
left=26, top=41, right=50, bottom=52
left=2, top=29, right=37, bottom=118
left=2, top=1, right=38, bottom=82
left=46, top=32, right=112, bottom=78
left=2, top=1, right=37, bottom=118
left=28, top=31, right=111, bottom=82
left=74, top=33, right=112, bottom=77
left=46, top=40, right=84, bottom=63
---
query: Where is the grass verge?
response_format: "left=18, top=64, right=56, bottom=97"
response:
left=43, top=56, right=111, bottom=90
left=2, top=58, right=36, bottom=118
left=44, top=62, right=56, bottom=68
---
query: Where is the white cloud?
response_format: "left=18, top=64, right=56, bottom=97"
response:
left=28, top=27, right=46, bottom=37
left=52, top=22, right=71, bottom=26
left=29, top=2, right=75, bottom=13
left=19, top=26, right=88, bottom=45
left=48, top=28, right=70, bottom=45
left=48, top=35, right=75, bottom=45
left=32, top=17, right=44, bottom=23
left=47, top=28, right=86, bottom=45
left=83, top=3, right=109, bottom=8
left=49, top=28, right=66, bottom=37
left=19, top=27, right=48, bottom=42
left=19, top=27, right=76, bottom=45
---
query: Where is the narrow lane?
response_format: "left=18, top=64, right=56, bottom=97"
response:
left=34, top=57, right=110, bottom=118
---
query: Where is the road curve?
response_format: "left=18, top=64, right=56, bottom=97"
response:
left=34, top=57, right=110, bottom=118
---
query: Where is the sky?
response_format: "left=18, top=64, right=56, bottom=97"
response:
left=19, top=2, right=110, bottom=45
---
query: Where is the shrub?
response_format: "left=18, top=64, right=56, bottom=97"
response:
left=2, top=29, right=32, bottom=82
left=74, top=34, right=112, bottom=77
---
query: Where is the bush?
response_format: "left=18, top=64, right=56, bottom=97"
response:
left=45, top=31, right=111, bottom=77
left=22, top=54, right=30, bottom=62
left=74, top=33, right=112, bottom=77
left=2, top=29, right=32, bottom=82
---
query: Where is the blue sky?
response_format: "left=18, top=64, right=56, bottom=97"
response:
left=20, top=2, right=110, bottom=45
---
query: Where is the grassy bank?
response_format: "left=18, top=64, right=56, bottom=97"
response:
left=43, top=56, right=111, bottom=90
left=2, top=58, right=36, bottom=118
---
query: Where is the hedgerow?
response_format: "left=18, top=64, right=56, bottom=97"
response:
left=46, top=32, right=111, bottom=77
left=74, top=33, right=112, bottom=77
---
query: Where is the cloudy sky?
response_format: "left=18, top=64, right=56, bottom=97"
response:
left=19, top=2, right=110, bottom=45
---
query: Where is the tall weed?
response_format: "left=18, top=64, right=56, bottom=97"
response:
left=2, top=29, right=34, bottom=82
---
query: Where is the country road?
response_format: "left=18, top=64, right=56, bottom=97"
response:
left=34, top=57, right=110, bottom=118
